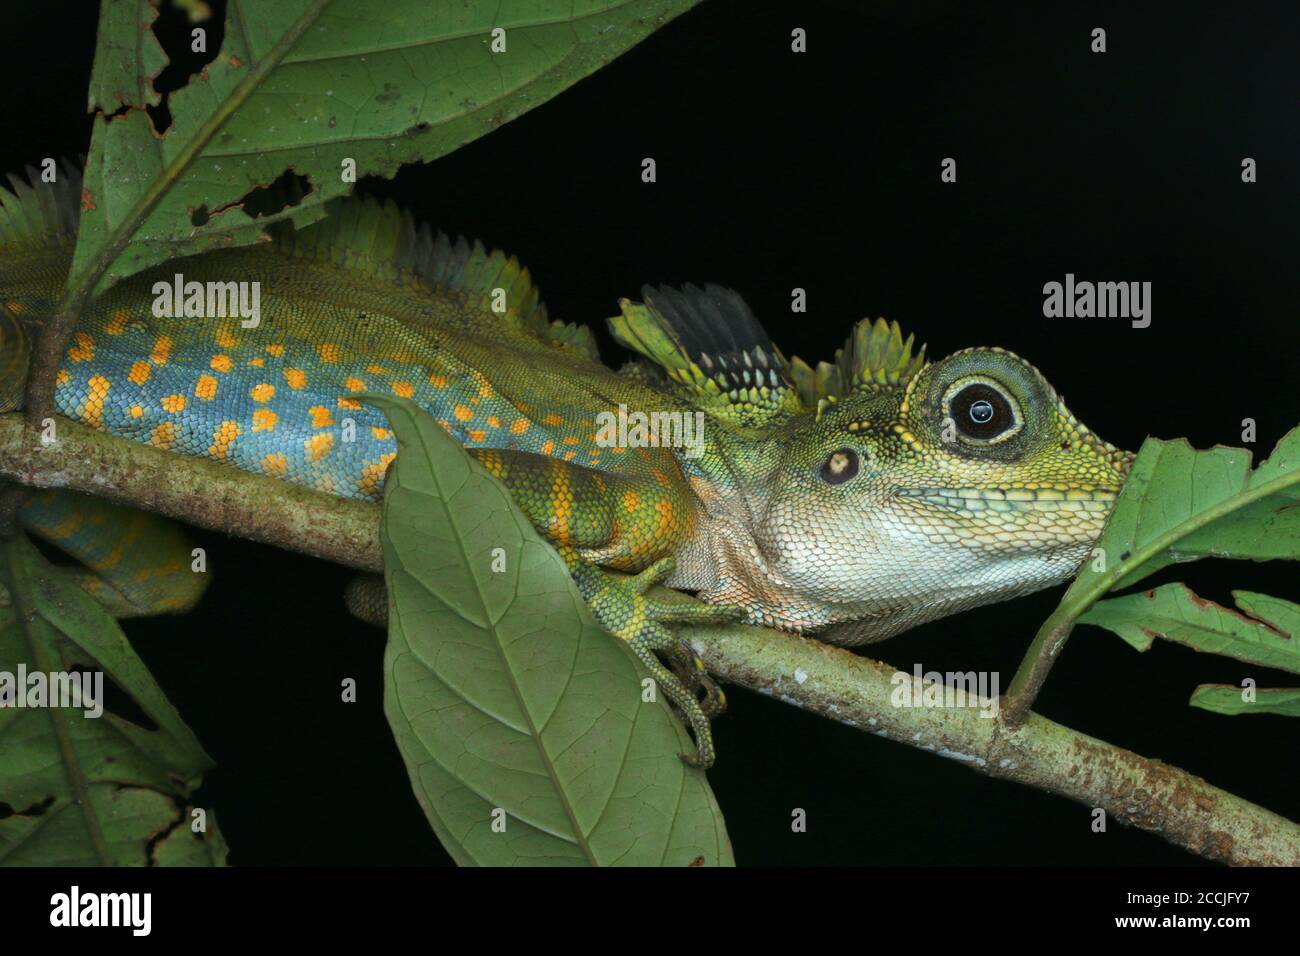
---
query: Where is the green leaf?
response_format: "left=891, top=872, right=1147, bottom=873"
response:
left=1189, top=685, right=1300, bottom=718
left=368, top=395, right=733, bottom=867
left=149, top=810, right=230, bottom=865
left=71, top=0, right=700, bottom=296
left=1007, top=428, right=1300, bottom=707
left=86, top=0, right=168, bottom=112
left=1080, top=583, right=1300, bottom=673
left=0, top=533, right=222, bottom=866
left=1073, top=429, right=1300, bottom=602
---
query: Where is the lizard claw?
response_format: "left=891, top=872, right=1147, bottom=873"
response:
left=672, top=638, right=727, bottom=718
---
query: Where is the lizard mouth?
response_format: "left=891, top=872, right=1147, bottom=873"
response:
left=894, top=485, right=1120, bottom=514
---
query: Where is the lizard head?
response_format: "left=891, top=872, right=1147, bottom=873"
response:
left=608, top=286, right=1133, bottom=642
left=752, top=346, right=1134, bottom=640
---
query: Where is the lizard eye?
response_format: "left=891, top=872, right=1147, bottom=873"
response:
left=946, top=380, right=1022, bottom=443
left=819, top=448, right=860, bottom=485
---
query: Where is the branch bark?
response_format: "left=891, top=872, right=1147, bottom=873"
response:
left=685, top=624, right=1300, bottom=865
left=0, top=414, right=380, bottom=571
left=2, top=411, right=1297, bottom=865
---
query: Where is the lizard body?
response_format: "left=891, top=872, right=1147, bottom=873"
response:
left=0, top=169, right=1133, bottom=765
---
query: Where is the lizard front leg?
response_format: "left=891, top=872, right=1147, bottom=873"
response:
left=555, top=551, right=737, bottom=765
left=470, top=448, right=743, bottom=767
left=348, top=447, right=741, bottom=765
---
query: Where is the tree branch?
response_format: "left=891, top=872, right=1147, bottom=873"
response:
left=685, top=624, right=1299, bottom=865
left=0, top=414, right=380, bottom=571
left=2, top=412, right=1297, bottom=865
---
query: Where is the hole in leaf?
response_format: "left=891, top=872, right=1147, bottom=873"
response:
left=190, top=169, right=314, bottom=227
left=239, top=169, right=314, bottom=217
left=146, top=0, right=227, bottom=135
left=0, top=795, right=55, bottom=819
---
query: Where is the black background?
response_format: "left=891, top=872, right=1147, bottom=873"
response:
left=2, top=0, right=1297, bottom=866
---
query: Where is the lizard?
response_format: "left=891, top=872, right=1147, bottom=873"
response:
left=0, top=166, right=1134, bottom=766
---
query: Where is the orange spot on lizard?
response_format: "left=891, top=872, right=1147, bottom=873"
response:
left=305, top=432, right=334, bottom=461
left=152, top=422, right=177, bottom=449
left=105, top=309, right=129, bottom=335
left=208, top=420, right=241, bottom=460
left=68, top=332, right=95, bottom=363
left=151, top=335, right=173, bottom=365
left=83, top=375, right=110, bottom=427
left=262, top=453, right=289, bottom=478
left=252, top=408, right=278, bottom=432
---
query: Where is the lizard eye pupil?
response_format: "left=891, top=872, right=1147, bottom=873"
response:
left=819, top=448, right=860, bottom=485
left=950, top=383, right=1015, bottom=440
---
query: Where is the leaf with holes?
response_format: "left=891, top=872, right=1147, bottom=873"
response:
left=86, top=0, right=168, bottom=112
left=1080, top=583, right=1300, bottom=673
left=69, top=0, right=700, bottom=296
left=368, top=395, right=733, bottom=867
left=1189, top=686, right=1300, bottom=718
left=0, top=533, right=223, bottom=866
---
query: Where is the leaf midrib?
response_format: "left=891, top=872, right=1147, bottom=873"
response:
left=67, top=0, right=333, bottom=298
left=280, top=0, right=643, bottom=66
left=396, top=406, right=601, bottom=865
left=5, top=538, right=111, bottom=865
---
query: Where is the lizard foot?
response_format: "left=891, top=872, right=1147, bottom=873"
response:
left=572, top=555, right=743, bottom=769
